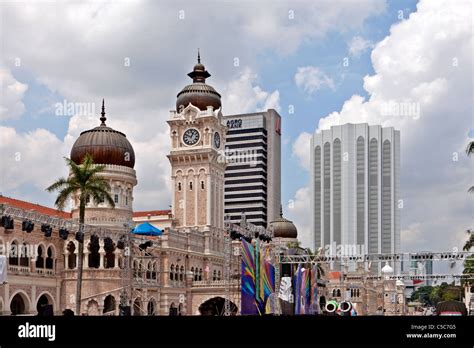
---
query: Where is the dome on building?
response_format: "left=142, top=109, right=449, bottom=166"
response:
left=176, top=51, right=221, bottom=112
left=70, top=100, right=135, bottom=168
left=269, top=206, right=298, bottom=239
left=381, top=262, right=394, bottom=274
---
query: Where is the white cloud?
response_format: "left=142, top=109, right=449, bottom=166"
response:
left=348, top=36, right=374, bottom=57
left=0, top=126, right=68, bottom=205
left=292, top=132, right=312, bottom=171
left=0, top=0, right=386, bottom=210
left=298, top=0, right=473, bottom=255
left=222, top=68, right=280, bottom=115
left=286, top=187, right=312, bottom=249
left=294, top=66, right=335, bottom=96
left=0, top=68, right=28, bottom=120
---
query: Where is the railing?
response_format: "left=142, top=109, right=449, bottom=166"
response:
left=192, top=279, right=239, bottom=288
left=8, top=265, right=30, bottom=274
left=36, top=268, right=55, bottom=276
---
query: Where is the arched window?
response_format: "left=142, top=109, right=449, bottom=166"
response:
left=170, top=264, right=174, bottom=281
left=174, top=265, right=179, bottom=281
left=199, top=268, right=203, bottom=281
left=336, top=289, right=341, bottom=297
left=201, top=181, right=205, bottom=190
left=217, top=270, right=221, bottom=281
left=104, top=237, right=115, bottom=269
left=8, top=241, right=18, bottom=266
left=213, top=270, right=217, bottom=281
left=67, top=242, right=76, bottom=269
left=146, top=261, right=152, bottom=279
left=36, top=245, right=44, bottom=269
left=180, top=266, right=184, bottom=281
left=152, top=262, right=157, bottom=280
left=189, top=181, right=193, bottom=190
left=45, top=246, right=54, bottom=269
left=147, top=300, right=155, bottom=316
left=88, top=236, right=100, bottom=269
left=178, top=182, right=182, bottom=191
left=19, top=243, right=29, bottom=267
left=103, top=295, right=115, bottom=314
left=332, top=289, right=336, bottom=297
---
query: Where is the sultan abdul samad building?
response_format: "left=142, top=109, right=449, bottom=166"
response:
left=0, top=55, right=298, bottom=316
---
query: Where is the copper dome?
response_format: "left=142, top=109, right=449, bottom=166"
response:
left=70, top=100, right=135, bottom=168
left=269, top=206, right=298, bottom=239
left=176, top=52, right=221, bottom=112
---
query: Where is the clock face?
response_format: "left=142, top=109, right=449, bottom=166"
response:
left=183, top=128, right=200, bottom=146
left=214, top=132, right=221, bottom=149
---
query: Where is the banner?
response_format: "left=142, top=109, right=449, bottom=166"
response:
left=294, top=265, right=302, bottom=314
left=310, top=265, right=319, bottom=314
left=241, top=239, right=258, bottom=315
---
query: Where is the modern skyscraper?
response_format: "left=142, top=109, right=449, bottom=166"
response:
left=223, top=110, right=281, bottom=228
left=311, top=123, right=400, bottom=272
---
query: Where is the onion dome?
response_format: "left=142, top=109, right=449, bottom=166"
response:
left=176, top=50, right=221, bottom=112
left=381, top=262, right=394, bottom=274
left=269, top=205, right=298, bottom=239
left=70, top=100, right=135, bottom=168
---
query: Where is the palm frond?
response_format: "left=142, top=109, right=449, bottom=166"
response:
left=466, top=141, right=474, bottom=156
left=45, top=178, right=69, bottom=192
left=54, top=186, right=77, bottom=211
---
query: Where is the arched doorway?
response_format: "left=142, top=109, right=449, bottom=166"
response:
left=36, top=294, right=53, bottom=315
left=147, top=299, right=155, bottom=316
left=169, top=302, right=178, bottom=316
left=198, top=297, right=238, bottom=316
left=133, top=298, right=141, bottom=316
left=10, top=292, right=29, bottom=315
left=103, top=295, right=116, bottom=314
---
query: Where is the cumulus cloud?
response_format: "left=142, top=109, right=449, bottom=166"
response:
left=348, top=36, right=374, bottom=57
left=222, top=68, right=280, bottom=115
left=0, top=0, right=386, bottom=210
left=291, top=0, right=473, bottom=256
left=292, top=132, right=312, bottom=171
left=286, top=187, right=312, bottom=248
left=294, top=66, right=335, bottom=96
left=0, top=68, right=28, bottom=120
left=0, top=126, right=68, bottom=205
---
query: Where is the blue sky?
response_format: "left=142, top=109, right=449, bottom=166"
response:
left=1, top=0, right=472, bottom=272
left=1, top=0, right=418, bottom=208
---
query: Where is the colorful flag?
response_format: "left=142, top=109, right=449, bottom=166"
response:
left=294, top=264, right=302, bottom=314
left=310, top=265, right=319, bottom=314
left=241, top=239, right=258, bottom=315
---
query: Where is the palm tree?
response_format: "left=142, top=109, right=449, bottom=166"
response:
left=46, top=153, right=114, bottom=315
left=463, top=229, right=473, bottom=252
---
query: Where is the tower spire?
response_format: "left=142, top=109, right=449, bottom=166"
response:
left=100, top=98, right=106, bottom=126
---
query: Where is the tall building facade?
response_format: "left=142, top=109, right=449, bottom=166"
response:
left=222, top=110, right=281, bottom=228
left=311, top=123, right=400, bottom=272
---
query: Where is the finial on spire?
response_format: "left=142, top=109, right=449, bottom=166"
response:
left=100, top=98, right=106, bottom=125
left=280, top=204, right=283, bottom=217
left=197, top=48, right=201, bottom=64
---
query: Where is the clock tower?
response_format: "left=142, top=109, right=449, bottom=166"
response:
left=167, top=53, right=227, bottom=233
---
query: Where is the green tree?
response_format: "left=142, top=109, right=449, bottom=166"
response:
left=411, top=286, right=434, bottom=306
left=46, top=154, right=114, bottom=315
